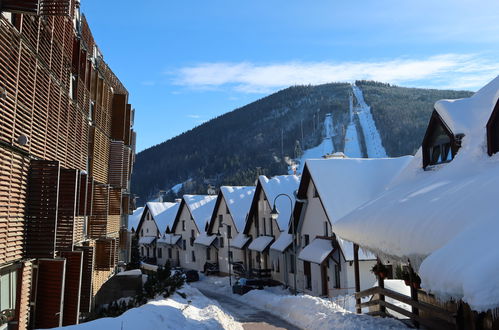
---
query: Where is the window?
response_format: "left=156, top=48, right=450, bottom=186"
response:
left=228, top=251, right=233, bottom=261
left=422, top=111, right=457, bottom=168
left=324, top=222, right=329, bottom=236
left=146, top=228, right=149, bottom=233
left=141, top=246, right=144, bottom=256
left=227, top=225, right=232, bottom=239
left=276, top=258, right=280, bottom=272
left=269, top=219, right=273, bottom=236
left=157, top=248, right=162, bottom=258
left=206, top=248, right=211, bottom=261
left=263, top=218, right=266, bottom=235
left=304, top=235, right=310, bottom=247
left=304, top=261, right=312, bottom=290
left=168, top=248, right=172, bottom=259
left=182, top=220, right=185, bottom=231
left=255, top=218, right=259, bottom=236
left=191, top=229, right=195, bottom=239
left=182, top=240, right=186, bottom=250
left=219, top=237, right=224, bottom=248
left=289, top=254, right=295, bottom=273
left=191, top=251, right=196, bottom=262
left=0, top=268, right=17, bottom=312
left=218, top=215, right=223, bottom=228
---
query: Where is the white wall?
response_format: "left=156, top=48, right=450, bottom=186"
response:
left=173, top=205, right=201, bottom=271
left=138, top=209, right=160, bottom=260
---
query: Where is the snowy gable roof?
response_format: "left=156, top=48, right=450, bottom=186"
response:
left=248, top=236, right=274, bottom=252
left=220, top=186, right=255, bottom=232
left=184, top=195, right=218, bottom=233
left=259, top=175, right=300, bottom=231
left=334, top=77, right=499, bottom=311
left=298, top=238, right=334, bottom=264
left=435, top=75, right=499, bottom=137
left=128, top=207, right=144, bottom=231
left=146, top=202, right=180, bottom=233
left=270, top=232, right=293, bottom=253
left=305, top=156, right=413, bottom=223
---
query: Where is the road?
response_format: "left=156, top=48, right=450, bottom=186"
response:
left=195, top=287, right=301, bottom=330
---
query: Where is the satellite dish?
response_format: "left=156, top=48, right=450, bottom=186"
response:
left=17, top=135, right=29, bottom=146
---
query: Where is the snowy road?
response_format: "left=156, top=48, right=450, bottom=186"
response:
left=196, top=286, right=301, bottom=330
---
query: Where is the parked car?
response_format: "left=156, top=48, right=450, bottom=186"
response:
left=204, top=262, right=219, bottom=275
left=184, top=270, right=199, bottom=282
left=232, top=278, right=264, bottom=295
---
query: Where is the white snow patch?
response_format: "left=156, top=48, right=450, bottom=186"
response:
left=220, top=186, right=255, bottom=232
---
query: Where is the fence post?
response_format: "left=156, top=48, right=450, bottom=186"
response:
left=354, top=244, right=361, bottom=314
left=378, top=259, right=386, bottom=316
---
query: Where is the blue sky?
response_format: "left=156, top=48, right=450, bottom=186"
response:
left=81, top=0, right=499, bottom=152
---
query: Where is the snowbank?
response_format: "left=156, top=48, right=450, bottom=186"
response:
left=196, top=276, right=405, bottom=330
left=62, top=285, right=243, bottom=330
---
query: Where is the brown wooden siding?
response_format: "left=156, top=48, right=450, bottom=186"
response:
left=88, top=182, right=108, bottom=238
left=33, top=258, right=66, bottom=329
left=74, top=245, right=93, bottom=314
left=56, top=168, right=79, bottom=252
left=61, top=251, right=83, bottom=326
left=108, top=140, right=124, bottom=187
left=25, top=160, right=60, bottom=259
left=16, top=260, right=33, bottom=330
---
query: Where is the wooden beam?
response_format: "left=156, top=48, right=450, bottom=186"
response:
left=353, top=244, right=361, bottom=314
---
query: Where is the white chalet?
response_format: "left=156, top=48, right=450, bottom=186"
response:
left=170, top=195, right=217, bottom=271
left=203, top=186, right=256, bottom=275
left=291, top=157, right=412, bottom=297
left=135, top=202, right=180, bottom=262
left=243, top=175, right=300, bottom=279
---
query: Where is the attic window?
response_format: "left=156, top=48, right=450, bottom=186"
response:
left=422, top=111, right=459, bottom=169
left=486, top=100, right=499, bottom=155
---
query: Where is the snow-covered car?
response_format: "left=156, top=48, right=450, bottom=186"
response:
left=232, top=278, right=264, bottom=295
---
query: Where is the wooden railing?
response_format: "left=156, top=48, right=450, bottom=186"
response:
left=356, top=286, right=457, bottom=329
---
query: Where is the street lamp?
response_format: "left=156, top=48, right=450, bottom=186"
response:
left=217, top=224, right=232, bottom=286
left=270, top=193, right=297, bottom=295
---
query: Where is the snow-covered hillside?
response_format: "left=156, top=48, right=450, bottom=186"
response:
left=352, top=85, right=387, bottom=157
left=293, top=84, right=387, bottom=174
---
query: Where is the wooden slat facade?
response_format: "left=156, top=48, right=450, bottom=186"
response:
left=60, top=251, right=83, bottom=326
left=0, top=6, right=135, bottom=327
left=33, top=258, right=66, bottom=329
left=16, top=260, right=33, bottom=330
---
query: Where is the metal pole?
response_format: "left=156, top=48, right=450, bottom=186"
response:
left=228, top=235, right=231, bottom=286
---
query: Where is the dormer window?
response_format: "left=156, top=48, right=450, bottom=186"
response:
left=486, top=100, right=499, bottom=156
left=422, top=111, right=459, bottom=169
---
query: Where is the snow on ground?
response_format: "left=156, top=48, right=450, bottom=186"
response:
left=62, top=285, right=243, bottom=330
left=352, top=85, right=387, bottom=158
left=196, top=276, right=406, bottom=329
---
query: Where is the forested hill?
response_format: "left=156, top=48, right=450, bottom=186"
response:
left=131, top=82, right=472, bottom=204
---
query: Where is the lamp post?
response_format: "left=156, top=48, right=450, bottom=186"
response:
left=270, top=193, right=296, bottom=295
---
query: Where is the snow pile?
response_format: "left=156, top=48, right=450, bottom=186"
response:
left=220, top=186, right=255, bottom=232
left=196, top=277, right=405, bottom=330
left=335, top=76, right=499, bottom=311
left=146, top=202, right=180, bottom=233
left=259, top=175, right=300, bottom=231
left=128, top=207, right=144, bottom=231
left=63, top=285, right=243, bottom=330
left=352, top=84, right=387, bottom=158
left=184, top=195, right=218, bottom=233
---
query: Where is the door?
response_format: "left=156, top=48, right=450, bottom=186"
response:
left=304, top=261, right=311, bottom=290
left=321, top=262, right=328, bottom=296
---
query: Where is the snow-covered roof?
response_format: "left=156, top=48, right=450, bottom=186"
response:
left=298, top=238, right=334, bottom=264
left=184, top=195, right=218, bottom=233
left=248, top=236, right=274, bottom=252
left=335, top=76, right=499, bottom=312
left=305, top=156, right=413, bottom=223
left=157, top=233, right=181, bottom=245
left=138, top=236, right=156, bottom=245
left=337, top=238, right=374, bottom=261
left=220, top=186, right=255, bottom=232
left=259, top=175, right=300, bottom=231
left=435, top=75, right=499, bottom=136
left=194, top=233, right=216, bottom=247
left=146, top=202, right=180, bottom=233
left=128, top=207, right=144, bottom=231
left=230, top=233, right=251, bottom=249
left=270, top=232, right=293, bottom=253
